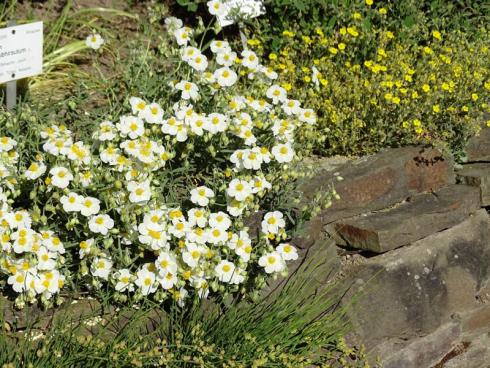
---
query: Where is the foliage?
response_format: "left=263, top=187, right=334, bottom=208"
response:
left=0, top=255, right=375, bottom=367
left=0, top=5, right=338, bottom=312
left=245, top=2, right=490, bottom=158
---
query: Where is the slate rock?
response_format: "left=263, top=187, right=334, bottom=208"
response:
left=333, top=184, right=481, bottom=253
left=300, top=146, right=455, bottom=224
left=466, top=126, right=490, bottom=162
left=457, top=163, right=490, bottom=206
left=343, top=210, right=490, bottom=354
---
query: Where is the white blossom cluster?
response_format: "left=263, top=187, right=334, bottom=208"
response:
left=0, top=8, right=317, bottom=307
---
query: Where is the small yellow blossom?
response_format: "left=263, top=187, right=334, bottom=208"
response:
left=432, top=30, right=442, bottom=41
left=365, top=0, right=373, bottom=5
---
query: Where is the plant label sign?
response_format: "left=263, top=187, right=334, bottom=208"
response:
left=0, top=21, right=43, bottom=84
left=217, top=0, right=265, bottom=27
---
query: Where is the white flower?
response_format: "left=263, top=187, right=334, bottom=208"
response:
left=188, top=114, right=208, bottom=136
left=190, top=186, right=214, bottom=207
left=24, top=161, right=46, bottom=180
left=49, top=167, right=73, bottom=189
left=173, top=27, right=192, bottom=46
left=206, top=113, right=228, bottom=133
left=85, top=33, right=104, bottom=50
left=182, top=243, right=203, bottom=268
left=80, top=197, right=101, bottom=217
left=60, top=192, right=83, bottom=212
left=36, top=246, right=57, bottom=270
left=207, top=227, right=228, bottom=244
left=187, top=208, right=207, bottom=228
left=251, top=176, right=272, bottom=193
left=214, top=260, right=236, bottom=283
left=227, top=179, right=252, bottom=201
left=227, top=199, right=245, bottom=217
left=207, top=0, right=225, bottom=16
left=188, top=53, right=208, bottom=72
left=138, top=222, right=169, bottom=250
left=114, top=269, right=134, bottom=292
left=169, top=220, right=190, bottom=238
left=6, top=210, right=31, bottom=229
left=116, top=115, right=145, bottom=139
left=135, top=268, right=157, bottom=295
left=259, top=252, right=286, bottom=274
left=175, top=80, right=199, bottom=100
left=96, top=121, right=117, bottom=141
left=129, top=97, right=147, bottom=116
left=65, top=141, right=91, bottom=164
left=0, top=136, right=16, bottom=152
left=266, top=85, right=287, bottom=105
left=210, top=40, right=230, bottom=53
left=35, top=270, right=63, bottom=295
left=155, top=252, right=178, bottom=275
left=208, top=211, right=231, bottom=230
left=8, top=271, right=33, bottom=293
left=143, top=102, right=164, bottom=124
left=79, top=238, right=94, bottom=259
left=164, top=17, right=183, bottom=31
left=299, top=108, right=317, bottom=124
left=127, top=180, right=152, bottom=204
left=181, top=46, right=200, bottom=62
left=260, top=65, right=278, bottom=80
left=261, top=211, right=286, bottom=235
left=214, top=67, right=238, bottom=87
left=241, top=50, right=259, bottom=70
left=272, top=143, right=294, bottom=163
left=282, top=99, right=302, bottom=116
left=88, top=214, right=114, bottom=235
left=91, top=256, right=113, bottom=280
left=216, top=49, right=237, bottom=67
left=158, top=270, right=178, bottom=290
left=276, top=243, right=299, bottom=261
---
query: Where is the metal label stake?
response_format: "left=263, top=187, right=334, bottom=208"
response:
left=6, top=20, right=17, bottom=110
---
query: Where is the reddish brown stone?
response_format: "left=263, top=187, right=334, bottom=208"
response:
left=300, top=146, right=455, bottom=224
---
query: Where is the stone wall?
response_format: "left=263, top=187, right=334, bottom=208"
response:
left=290, top=127, right=490, bottom=368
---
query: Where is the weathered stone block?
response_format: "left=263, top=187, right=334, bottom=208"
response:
left=300, top=146, right=455, bottom=224
left=343, top=210, right=490, bottom=354
left=466, top=127, right=490, bottom=162
left=334, top=185, right=481, bottom=253
left=457, top=163, right=490, bottom=206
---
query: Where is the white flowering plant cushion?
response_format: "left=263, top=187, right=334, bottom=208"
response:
left=0, top=7, right=319, bottom=308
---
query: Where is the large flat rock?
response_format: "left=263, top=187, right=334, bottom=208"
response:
left=342, top=210, right=490, bottom=360
left=457, top=163, right=490, bottom=206
left=333, top=185, right=481, bottom=253
left=300, top=146, right=455, bottom=224
left=466, top=126, right=490, bottom=162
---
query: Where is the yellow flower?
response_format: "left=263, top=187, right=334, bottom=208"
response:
left=471, top=93, right=479, bottom=101
left=304, top=76, right=311, bottom=82
left=268, top=53, right=277, bottom=60
left=423, top=46, right=433, bottom=54
left=353, top=12, right=362, bottom=19
left=281, top=83, right=292, bottom=91
left=422, top=84, right=431, bottom=93
left=365, top=0, right=373, bottom=5
left=339, top=27, right=347, bottom=36
left=433, top=104, right=440, bottom=113
left=338, top=43, right=346, bottom=50
left=486, top=120, right=490, bottom=128
left=432, top=30, right=442, bottom=41
left=329, top=47, right=339, bottom=55
left=413, top=119, right=422, bottom=127
left=462, top=106, right=469, bottom=112
left=282, top=30, right=294, bottom=38
left=392, top=97, right=401, bottom=104
left=379, top=7, right=387, bottom=14
left=347, top=26, right=359, bottom=37
left=386, top=31, right=394, bottom=39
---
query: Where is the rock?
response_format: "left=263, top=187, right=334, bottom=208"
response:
left=300, top=146, right=455, bottom=224
left=440, top=334, right=490, bottom=368
left=466, top=127, right=490, bottom=162
left=380, top=321, right=462, bottom=368
left=343, top=210, right=490, bottom=354
left=333, top=185, right=481, bottom=253
left=457, top=163, right=490, bottom=206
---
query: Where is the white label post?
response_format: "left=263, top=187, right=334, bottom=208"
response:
left=0, top=21, right=43, bottom=109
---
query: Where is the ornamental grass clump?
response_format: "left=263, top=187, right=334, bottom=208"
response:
left=0, top=7, right=324, bottom=309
